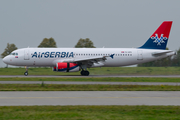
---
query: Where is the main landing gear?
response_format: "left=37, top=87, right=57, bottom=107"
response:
left=81, top=70, right=89, bottom=76
left=80, top=64, right=90, bottom=76
left=24, top=66, right=28, bottom=76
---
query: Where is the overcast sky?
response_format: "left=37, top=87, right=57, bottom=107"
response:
left=0, top=0, right=180, bottom=67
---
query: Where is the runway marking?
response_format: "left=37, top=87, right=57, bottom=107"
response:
left=0, top=97, right=180, bottom=99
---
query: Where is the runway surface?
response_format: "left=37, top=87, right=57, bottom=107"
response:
left=1, top=75, right=180, bottom=78
left=0, top=91, right=180, bottom=106
left=0, top=81, right=180, bottom=85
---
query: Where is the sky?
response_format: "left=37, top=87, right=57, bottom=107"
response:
left=0, top=0, right=180, bottom=67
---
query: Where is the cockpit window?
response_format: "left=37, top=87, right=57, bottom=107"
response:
left=10, top=53, right=18, bottom=55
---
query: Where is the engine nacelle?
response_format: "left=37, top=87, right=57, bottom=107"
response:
left=53, top=62, right=80, bottom=72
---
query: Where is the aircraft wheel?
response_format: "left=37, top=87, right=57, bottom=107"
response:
left=81, top=70, right=89, bottom=76
left=85, top=71, right=89, bottom=76
left=24, top=72, right=28, bottom=76
left=81, top=70, right=84, bottom=75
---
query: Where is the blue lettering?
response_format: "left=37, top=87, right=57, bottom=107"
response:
left=41, top=52, right=44, bottom=58
left=44, top=52, right=49, bottom=58
left=33, top=51, right=75, bottom=58
left=38, top=52, right=40, bottom=58
left=66, top=52, right=69, bottom=58
left=32, top=52, right=37, bottom=58
left=61, top=52, right=66, bottom=58
left=69, top=52, right=74, bottom=58
left=50, top=52, right=55, bottom=58
left=55, top=52, right=60, bottom=58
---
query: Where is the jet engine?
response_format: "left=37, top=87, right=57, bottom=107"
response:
left=53, top=62, right=80, bottom=72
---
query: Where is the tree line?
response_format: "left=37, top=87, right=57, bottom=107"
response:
left=1, top=38, right=95, bottom=58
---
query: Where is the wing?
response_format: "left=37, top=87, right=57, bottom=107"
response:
left=60, top=54, right=114, bottom=68
left=62, top=56, right=107, bottom=67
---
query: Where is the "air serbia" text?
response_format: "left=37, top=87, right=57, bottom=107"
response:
left=32, top=52, right=74, bottom=58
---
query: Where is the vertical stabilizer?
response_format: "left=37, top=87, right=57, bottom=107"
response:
left=139, top=21, right=172, bottom=49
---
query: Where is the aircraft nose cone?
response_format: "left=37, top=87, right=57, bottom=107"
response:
left=2, top=56, right=8, bottom=64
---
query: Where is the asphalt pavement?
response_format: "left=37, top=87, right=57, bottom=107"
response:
left=0, top=81, right=180, bottom=85
left=0, top=91, right=180, bottom=106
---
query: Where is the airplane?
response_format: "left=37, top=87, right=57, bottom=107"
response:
left=3, top=21, right=175, bottom=76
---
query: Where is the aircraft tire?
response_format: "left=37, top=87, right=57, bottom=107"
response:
left=81, top=70, right=84, bottom=75
left=85, top=71, right=89, bottom=76
left=81, top=70, right=89, bottom=76
left=24, top=72, right=28, bottom=76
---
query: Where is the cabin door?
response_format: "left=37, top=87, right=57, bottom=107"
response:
left=137, top=50, right=143, bottom=60
left=24, top=49, right=30, bottom=60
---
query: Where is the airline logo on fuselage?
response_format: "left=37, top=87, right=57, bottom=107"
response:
left=32, top=52, right=74, bottom=58
left=151, top=34, right=167, bottom=46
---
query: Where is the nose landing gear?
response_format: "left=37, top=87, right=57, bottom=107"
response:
left=24, top=66, right=28, bottom=76
left=24, top=72, right=28, bottom=76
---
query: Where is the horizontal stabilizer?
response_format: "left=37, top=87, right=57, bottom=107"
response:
left=152, top=50, right=174, bottom=56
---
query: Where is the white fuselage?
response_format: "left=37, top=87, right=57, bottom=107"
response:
left=3, top=48, right=175, bottom=67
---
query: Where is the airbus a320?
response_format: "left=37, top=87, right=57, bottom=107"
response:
left=3, top=21, right=175, bottom=76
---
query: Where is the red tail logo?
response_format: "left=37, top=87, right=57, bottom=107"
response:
left=150, top=21, right=172, bottom=39
left=139, top=21, right=173, bottom=49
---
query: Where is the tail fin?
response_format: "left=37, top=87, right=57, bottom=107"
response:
left=139, top=21, right=173, bottom=50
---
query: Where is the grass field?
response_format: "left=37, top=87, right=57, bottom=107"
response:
left=1, top=67, right=180, bottom=75
left=1, top=77, right=180, bottom=82
left=0, top=84, right=180, bottom=91
left=1, top=67, right=180, bottom=120
left=0, top=106, right=180, bottom=120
